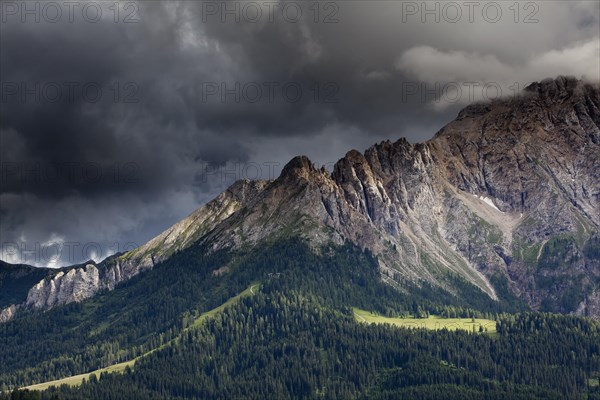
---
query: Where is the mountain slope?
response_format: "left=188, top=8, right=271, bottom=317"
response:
left=16, top=283, right=600, bottom=399
left=187, top=76, right=600, bottom=316
left=1, top=76, right=598, bottom=321
left=0, top=180, right=269, bottom=320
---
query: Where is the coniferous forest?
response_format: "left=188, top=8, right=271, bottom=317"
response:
left=1, top=239, right=599, bottom=399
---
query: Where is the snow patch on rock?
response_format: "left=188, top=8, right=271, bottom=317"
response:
left=473, top=195, right=504, bottom=213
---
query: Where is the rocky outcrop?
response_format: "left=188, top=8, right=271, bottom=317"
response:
left=0, top=304, right=19, bottom=323
left=25, top=264, right=100, bottom=309
left=576, top=290, right=600, bottom=319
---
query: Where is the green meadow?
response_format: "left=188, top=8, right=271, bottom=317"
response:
left=353, top=308, right=497, bottom=334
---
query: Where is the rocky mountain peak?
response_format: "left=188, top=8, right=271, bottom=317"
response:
left=331, top=150, right=371, bottom=183
left=279, top=155, right=318, bottom=182
left=524, top=75, right=584, bottom=98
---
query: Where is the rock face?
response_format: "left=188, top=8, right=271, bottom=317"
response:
left=2, top=76, right=599, bottom=321
left=0, top=305, right=18, bottom=323
left=428, top=77, right=600, bottom=314
left=193, top=76, right=600, bottom=315
left=25, top=264, right=100, bottom=309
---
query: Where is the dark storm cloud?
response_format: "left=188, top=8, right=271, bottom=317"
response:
left=0, top=1, right=438, bottom=201
left=1, top=0, right=598, bottom=267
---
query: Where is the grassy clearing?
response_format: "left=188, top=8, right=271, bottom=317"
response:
left=23, top=283, right=260, bottom=391
left=353, top=308, right=497, bottom=334
left=23, top=360, right=134, bottom=391
left=189, top=283, right=259, bottom=329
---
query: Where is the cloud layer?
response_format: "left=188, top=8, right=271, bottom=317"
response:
left=396, top=39, right=599, bottom=109
left=1, top=0, right=599, bottom=267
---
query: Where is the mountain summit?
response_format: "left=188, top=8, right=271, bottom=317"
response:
left=2, top=76, right=599, bottom=322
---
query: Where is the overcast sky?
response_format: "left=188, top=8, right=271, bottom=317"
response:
left=1, top=0, right=599, bottom=267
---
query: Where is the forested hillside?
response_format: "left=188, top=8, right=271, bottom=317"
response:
left=1, top=239, right=599, bottom=399
left=4, top=290, right=600, bottom=399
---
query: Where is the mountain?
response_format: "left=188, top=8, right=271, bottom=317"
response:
left=1, top=77, right=599, bottom=324
left=1, top=77, right=600, bottom=399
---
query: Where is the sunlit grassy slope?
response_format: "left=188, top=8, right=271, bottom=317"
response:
left=23, top=361, right=134, bottom=391
left=353, top=308, right=497, bottom=334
